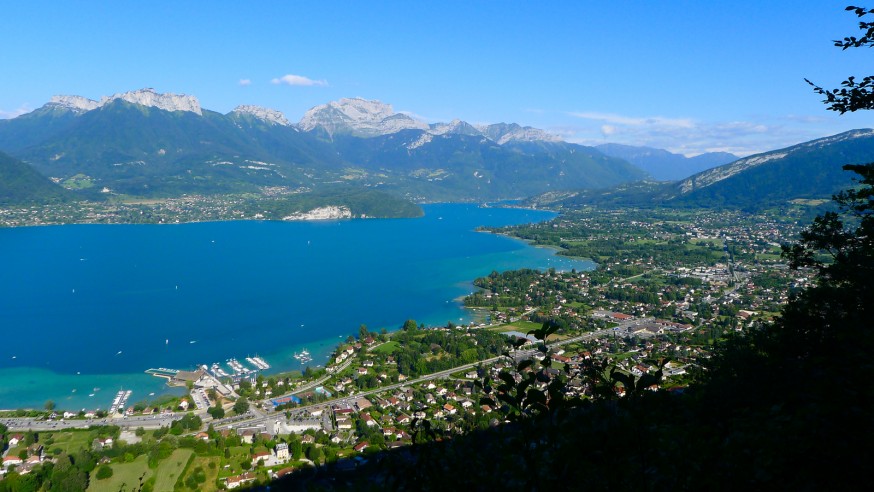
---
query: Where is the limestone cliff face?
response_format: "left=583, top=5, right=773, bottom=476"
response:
left=48, top=95, right=100, bottom=113
left=49, top=88, right=202, bottom=115
left=230, top=105, right=291, bottom=126
left=298, top=97, right=429, bottom=137
left=475, top=122, right=561, bottom=145
left=298, top=97, right=560, bottom=146
left=101, top=88, right=202, bottom=115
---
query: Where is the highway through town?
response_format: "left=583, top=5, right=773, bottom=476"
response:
left=211, top=325, right=626, bottom=432
left=3, top=323, right=639, bottom=433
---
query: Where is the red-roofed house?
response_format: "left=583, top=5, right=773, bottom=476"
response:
left=3, top=456, right=22, bottom=467
left=226, top=472, right=256, bottom=489
left=353, top=441, right=369, bottom=452
left=252, top=451, right=270, bottom=463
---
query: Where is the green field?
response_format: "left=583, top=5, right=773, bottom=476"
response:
left=178, top=456, right=221, bottom=492
left=220, top=446, right=254, bottom=477
left=88, top=455, right=152, bottom=492
left=154, top=449, right=194, bottom=492
left=47, top=430, right=96, bottom=456
left=486, top=324, right=519, bottom=333
left=485, top=320, right=542, bottom=334
left=62, top=174, right=95, bottom=190
left=507, top=320, right=542, bottom=332
left=689, top=237, right=725, bottom=248
left=372, top=341, right=400, bottom=354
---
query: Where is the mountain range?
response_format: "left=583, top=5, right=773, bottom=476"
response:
left=595, top=143, right=737, bottom=181
left=0, top=89, right=645, bottom=202
left=2, top=88, right=872, bottom=212
left=528, top=129, right=874, bottom=211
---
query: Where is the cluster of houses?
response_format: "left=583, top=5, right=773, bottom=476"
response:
left=218, top=429, right=294, bottom=488
left=1, top=434, right=45, bottom=477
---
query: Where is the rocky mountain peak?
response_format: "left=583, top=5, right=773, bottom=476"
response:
left=101, top=88, right=202, bottom=115
left=298, top=97, right=429, bottom=137
left=230, top=105, right=291, bottom=126
left=429, top=119, right=482, bottom=137
left=477, top=123, right=560, bottom=145
left=297, top=97, right=560, bottom=145
left=47, top=95, right=101, bottom=113
left=46, top=89, right=202, bottom=116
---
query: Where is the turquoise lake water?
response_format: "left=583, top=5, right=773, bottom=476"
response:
left=0, top=204, right=594, bottom=410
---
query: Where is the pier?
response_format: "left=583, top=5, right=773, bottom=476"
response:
left=109, top=389, right=132, bottom=414
left=145, top=367, right=180, bottom=380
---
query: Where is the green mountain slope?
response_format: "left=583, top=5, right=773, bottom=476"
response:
left=0, top=104, right=81, bottom=152
left=333, top=131, right=646, bottom=200
left=0, top=151, right=71, bottom=205
left=674, top=129, right=874, bottom=208
left=248, top=188, right=424, bottom=219
left=0, top=96, right=647, bottom=201
left=14, top=101, right=325, bottom=196
left=529, top=129, right=874, bottom=211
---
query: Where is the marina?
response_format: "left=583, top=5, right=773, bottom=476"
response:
left=108, top=389, right=132, bottom=414
left=210, top=363, right=230, bottom=378
left=226, top=358, right=253, bottom=375
left=245, top=356, right=270, bottom=370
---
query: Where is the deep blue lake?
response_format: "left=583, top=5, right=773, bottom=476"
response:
left=0, top=204, right=593, bottom=410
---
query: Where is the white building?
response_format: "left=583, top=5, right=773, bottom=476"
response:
left=275, top=442, right=289, bottom=461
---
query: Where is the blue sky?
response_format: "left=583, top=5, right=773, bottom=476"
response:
left=1, top=1, right=871, bottom=156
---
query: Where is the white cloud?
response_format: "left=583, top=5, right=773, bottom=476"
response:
left=0, top=104, right=30, bottom=119
left=553, top=109, right=848, bottom=156
left=570, top=111, right=694, bottom=129
left=270, top=74, right=328, bottom=87
left=239, top=79, right=252, bottom=86
left=600, top=124, right=616, bottom=136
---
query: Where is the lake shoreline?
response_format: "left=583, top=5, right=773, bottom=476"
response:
left=0, top=204, right=595, bottom=410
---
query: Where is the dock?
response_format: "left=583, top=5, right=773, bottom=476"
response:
left=246, top=356, right=270, bottom=370
left=109, top=389, right=132, bottom=414
left=145, top=367, right=180, bottom=380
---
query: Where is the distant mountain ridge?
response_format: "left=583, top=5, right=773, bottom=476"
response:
left=298, top=97, right=429, bottom=137
left=297, top=97, right=562, bottom=145
left=49, top=88, right=203, bottom=115
left=672, top=129, right=874, bottom=208
left=595, top=143, right=737, bottom=181
left=527, top=129, right=874, bottom=211
left=0, top=89, right=645, bottom=201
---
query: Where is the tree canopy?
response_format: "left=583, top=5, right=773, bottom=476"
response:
left=807, top=6, right=874, bottom=112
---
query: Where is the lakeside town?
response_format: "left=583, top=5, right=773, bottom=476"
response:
left=0, top=190, right=308, bottom=228
left=0, top=205, right=813, bottom=490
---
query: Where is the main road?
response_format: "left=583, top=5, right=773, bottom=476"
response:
left=212, top=326, right=622, bottom=431
left=2, top=413, right=184, bottom=432
left=3, top=324, right=633, bottom=433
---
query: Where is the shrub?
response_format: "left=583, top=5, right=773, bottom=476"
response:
left=96, top=464, right=114, bottom=480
